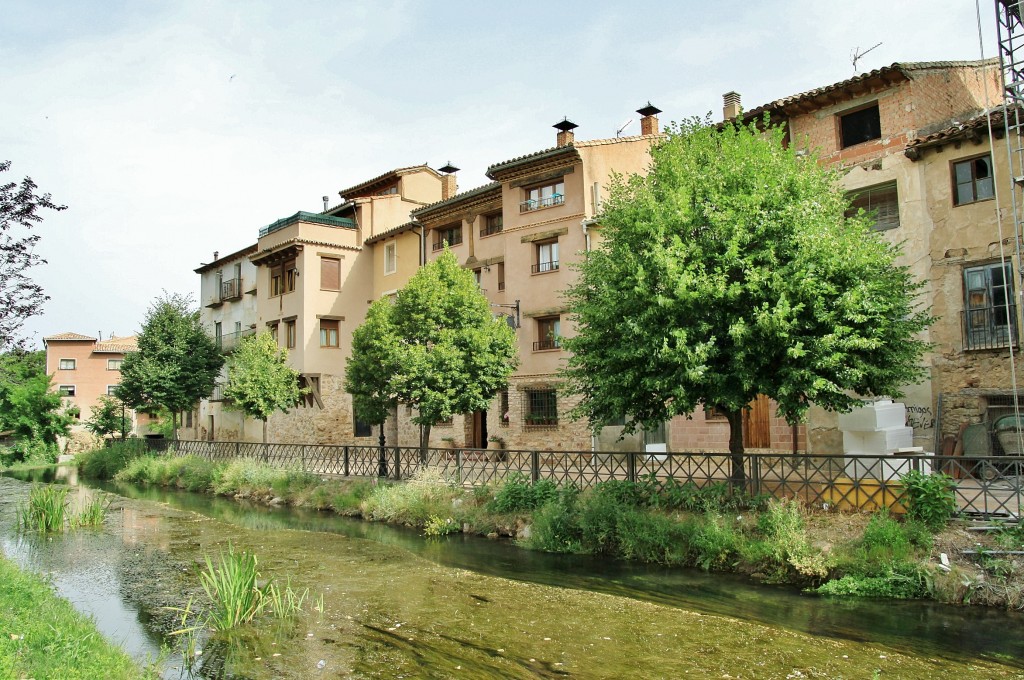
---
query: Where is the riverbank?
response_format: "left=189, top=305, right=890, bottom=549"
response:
left=0, top=550, right=151, bottom=679
left=78, top=443, right=1024, bottom=610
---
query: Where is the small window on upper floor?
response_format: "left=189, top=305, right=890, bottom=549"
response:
left=384, top=242, right=397, bottom=275
left=320, top=319, right=340, bottom=348
left=107, top=385, right=119, bottom=396
left=270, top=260, right=297, bottom=296
left=432, top=223, right=463, bottom=251
left=953, top=154, right=995, bottom=206
left=58, top=358, right=76, bottom=370
left=534, top=316, right=561, bottom=351
left=58, top=385, right=76, bottom=397
left=107, top=358, right=122, bottom=371
left=839, top=103, right=881, bottom=149
left=285, top=320, right=296, bottom=349
left=521, top=181, right=565, bottom=213
left=533, top=240, right=559, bottom=274
left=481, top=212, right=503, bottom=237
left=376, top=185, right=398, bottom=196
left=845, top=181, right=900, bottom=231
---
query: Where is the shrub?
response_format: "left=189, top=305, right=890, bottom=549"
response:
left=524, top=489, right=582, bottom=553
left=816, top=563, right=931, bottom=599
left=213, top=458, right=299, bottom=497
left=362, top=467, right=460, bottom=526
left=1, top=439, right=58, bottom=468
left=424, top=515, right=460, bottom=537
left=489, top=475, right=558, bottom=513
left=741, top=499, right=828, bottom=582
left=79, top=441, right=148, bottom=479
left=577, top=488, right=628, bottom=554
left=691, top=514, right=741, bottom=571
left=900, top=470, right=957, bottom=531
left=615, top=509, right=692, bottom=565
left=591, top=479, right=647, bottom=508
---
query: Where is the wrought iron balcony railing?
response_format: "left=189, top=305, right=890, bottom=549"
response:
left=520, top=193, right=564, bottom=213
left=962, top=306, right=1019, bottom=350
left=214, top=327, right=256, bottom=354
left=220, top=277, right=242, bottom=301
left=531, top=260, right=559, bottom=274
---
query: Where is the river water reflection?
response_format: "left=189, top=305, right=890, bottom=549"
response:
left=2, top=468, right=1024, bottom=679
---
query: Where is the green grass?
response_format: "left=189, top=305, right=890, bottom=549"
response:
left=200, top=543, right=273, bottom=631
left=0, top=552, right=148, bottom=679
left=78, top=441, right=150, bottom=480
left=71, top=495, right=110, bottom=528
left=18, top=484, right=69, bottom=532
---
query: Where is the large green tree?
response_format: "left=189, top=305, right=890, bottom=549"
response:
left=116, top=294, right=223, bottom=439
left=563, top=117, right=933, bottom=486
left=222, top=331, right=302, bottom=443
left=85, top=395, right=131, bottom=440
left=345, top=249, right=519, bottom=461
left=0, top=350, right=74, bottom=445
left=0, top=161, right=66, bottom=351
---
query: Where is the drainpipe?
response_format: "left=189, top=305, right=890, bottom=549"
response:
left=581, top=218, right=596, bottom=253
left=412, top=224, right=424, bottom=265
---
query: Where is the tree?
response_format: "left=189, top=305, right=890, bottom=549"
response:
left=116, top=293, right=224, bottom=439
left=85, top=394, right=131, bottom=440
left=221, top=332, right=302, bottom=443
left=563, top=118, right=933, bottom=487
left=345, top=249, right=519, bottom=462
left=0, top=350, right=74, bottom=445
left=0, top=161, right=66, bottom=351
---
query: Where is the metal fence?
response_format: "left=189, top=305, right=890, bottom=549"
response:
left=137, top=439, right=1024, bottom=520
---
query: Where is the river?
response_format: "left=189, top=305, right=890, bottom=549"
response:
left=2, top=467, right=1023, bottom=678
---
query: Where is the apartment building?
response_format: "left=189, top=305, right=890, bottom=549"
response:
left=664, top=59, right=1005, bottom=455
left=194, top=165, right=450, bottom=443
left=43, top=332, right=148, bottom=433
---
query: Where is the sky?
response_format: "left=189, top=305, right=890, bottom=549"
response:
left=1, top=0, right=1001, bottom=348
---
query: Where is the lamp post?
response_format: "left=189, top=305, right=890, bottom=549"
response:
left=378, top=424, right=388, bottom=478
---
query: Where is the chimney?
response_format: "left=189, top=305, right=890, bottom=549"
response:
left=637, top=102, right=662, bottom=136
left=213, top=250, right=219, bottom=260
left=554, top=118, right=578, bottom=147
left=723, top=91, right=741, bottom=120
left=438, top=162, right=459, bottom=200
left=322, top=195, right=329, bottom=212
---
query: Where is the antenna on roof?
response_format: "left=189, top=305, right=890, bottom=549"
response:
left=851, top=42, right=883, bottom=75
left=616, top=118, right=633, bottom=138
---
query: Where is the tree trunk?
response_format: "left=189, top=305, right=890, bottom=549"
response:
left=419, top=423, right=432, bottom=467
left=723, top=408, right=746, bottom=492
left=172, top=411, right=178, bottom=442
left=262, top=419, right=268, bottom=444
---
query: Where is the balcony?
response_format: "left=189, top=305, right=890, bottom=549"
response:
left=531, top=260, right=559, bottom=274
left=533, top=339, right=561, bottom=351
left=480, top=223, right=503, bottom=237
left=432, top=234, right=463, bottom=251
left=962, top=306, right=1018, bottom=350
left=221, top=277, right=242, bottom=301
left=215, top=327, right=256, bottom=354
left=520, top=193, right=564, bottom=213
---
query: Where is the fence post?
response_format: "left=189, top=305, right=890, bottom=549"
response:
left=235, top=441, right=240, bottom=462
left=394, top=448, right=401, bottom=480
left=750, top=454, right=761, bottom=497
left=531, top=450, right=540, bottom=483
left=627, top=451, right=636, bottom=484
left=301, top=445, right=306, bottom=473
left=456, top=448, right=463, bottom=485
left=343, top=445, right=350, bottom=477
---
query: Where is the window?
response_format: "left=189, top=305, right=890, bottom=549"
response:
left=107, top=385, right=119, bottom=396
left=270, top=265, right=284, bottom=297
left=234, top=321, right=242, bottom=337
left=58, top=385, right=76, bottom=397
left=704, top=404, right=728, bottom=421
left=354, top=414, right=372, bottom=438
left=846, top=182, right=900, bottom=231
left=321, top=257, right=341, bottom=290
left=269, top=323, right=280, bottom=344
left=285, top=260, right=297, bottom=293
left=533, top=240, right=559, bottom=273
left=107, top=358, right=122, bottom=371
left=285, top=320, right=296, bottom=349
left=473, top=268, right=482, bottom=287
left=525, top=388, right=558, bottom=427
left=953, top=155, right=995, bottom=206
left=320, top=319, right=339, bottom=348
left=964, top=262, right=1017, bottom=350
left=497, top=262, right=505, bottom=291
left=384, top=243, right=397, bottom=275
left=521, top=181, right=565, bottom=212
left=481, top=213, right=503, bottom=237
left=500, top=390, right=510, bottom=428
left=433, top=224, right=463, bottom=251
left=214, top=322, right=223, bottom=348
left=376, top=185, right=398, bottom=195
left=534, top=316, right=561, bottom=351
left=839, top=103, right=881, bottom=148
left=270, top=259, right=297, bottom=296
left=58, top=358, right=76, bottom=370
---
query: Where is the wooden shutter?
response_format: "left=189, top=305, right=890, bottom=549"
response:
left=321, top=257, right=340, bottom=290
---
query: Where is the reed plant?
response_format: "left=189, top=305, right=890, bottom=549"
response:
left=265, top=577, right=308, bottom=620
left=17, top=484, right=69, bottom=533
left=199, top=543, right=273, bottom=630
left=70, top=495, right=110, bottom=528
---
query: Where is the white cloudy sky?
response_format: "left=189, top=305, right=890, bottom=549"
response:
left=1, top=0, right=1000, bottom=347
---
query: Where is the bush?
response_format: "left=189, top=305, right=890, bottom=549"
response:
left=615, top=509, right=693, bottom=564
left=692, top=514, right=741, bottom=571
left=900, top=470, right=957, bottom=531
left=79, top=441, right=148, bottom=479
left=817, top=563, right=931, bottom=599
left=115, top=454, right=221, bottom=492
left=525, top=490, right=582, bottom=553
left=362, top=467, right=461, bottom=526
left=1, top=439, right=58, bottom=468
left=489, top=475, right=558, bottom=513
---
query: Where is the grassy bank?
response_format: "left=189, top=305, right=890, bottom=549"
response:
left=0, top=551, right=151, bottom=679
left=77, top=442, right=1024, bottom=609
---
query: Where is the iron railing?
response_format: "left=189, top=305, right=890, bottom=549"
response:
left=432, top=235, right=463, bottom=251
left=531, top=260, right=559, bottom=274
left=137, top=440, right=1024, bottom=520
left=520, top=194, right=564, bottom=212
left=533, top=339, right=560, bottom=351
left=214, top=327, right=256, bottom=353
left=220, top=277, right=242, bottom=301
left=480, top=223, right=503, bottom=237
left=961, top=306, right=1018, bottom=350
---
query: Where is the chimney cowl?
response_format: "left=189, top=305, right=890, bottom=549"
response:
left=438, top=162, right=459, bottom=174
left=554, top=117, right=578, bottom=147
left=723, top=91, right=742, bottom=120
left=637, top=102, right=662, bottom=136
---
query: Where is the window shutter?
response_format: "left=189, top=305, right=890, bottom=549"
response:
left=321, top=257, right=340, bottom=290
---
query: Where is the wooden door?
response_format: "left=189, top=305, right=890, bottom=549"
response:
left=743, top=394, right=771, bottom=449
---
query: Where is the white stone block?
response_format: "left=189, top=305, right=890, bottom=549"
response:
left=843, top=427, right=914, bottom=455
left=837, top=400, right=907, bottom=432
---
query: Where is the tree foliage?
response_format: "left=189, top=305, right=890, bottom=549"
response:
left=116, top=293, right=223, bottom=436
left=85, top=395, right=131, bottom=440
left=0, top=161, right=66, bottom=351
left=222, top=331, right=302, bottom=442
left=563, top=118, right=932, bottom=478
left=345, top=249, right=519, bottom=457
left=0, top=350, right=74, bottom=444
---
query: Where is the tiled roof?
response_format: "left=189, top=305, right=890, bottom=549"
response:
left=738, top=59, right=998, bottom=122
left=365, top=220, right=419, bottom=245
left=411, top=182, right=501, bottom=219
left=486, top=145, right=581, bottom=179
left=43, top=332, right=96, bottom=342
left=94, top=335, right=138, bottom=353
left=337, top=165, right=441, bottom=199
left=905, top=106, right=1017, bottom=153
left=195, top=243, right=258, bottom=274
left=575, top=133, right=662, bottom=147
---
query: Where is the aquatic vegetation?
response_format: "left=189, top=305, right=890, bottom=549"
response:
left=200, top=543, right=273, bottom=630
left=265, top=577, right=309, bottom=620
left=17, top=484, right=69, bottom=532
left=70, top=495, right=110, bottom=528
